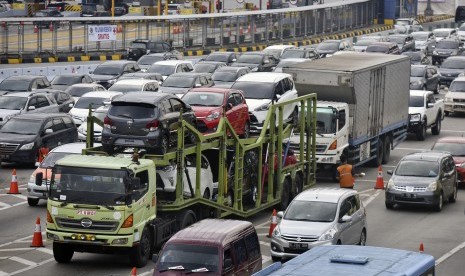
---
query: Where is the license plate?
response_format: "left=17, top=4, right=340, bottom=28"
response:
left=289, top=242, right=308, bottom=249
left=406, top=186, right=414, bottom=192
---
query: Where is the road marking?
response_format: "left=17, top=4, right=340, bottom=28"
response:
left=262, top=255, right=271, bottom=264
left=0, top=248, right=32, bottom=252
left=394, top=147, right=426, bottom=151
left=436, top=240, right=465, bottom=266
left=441, top=129, right=465, bottom=133
left=10, top=256, right=37, bottom=266
left=36, top=247, right=53, bottom=255
left=260, top=241, right=269, bottom=246
left=9, top=258, right=55, bottom=276
left=362, top=190, right=382, bottom=206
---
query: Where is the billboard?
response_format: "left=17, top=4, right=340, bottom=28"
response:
left=88, top=25, right=117, bottom=42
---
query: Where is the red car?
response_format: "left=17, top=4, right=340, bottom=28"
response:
left=182, top=88, right=250, bottom=137
left=431, top=136, right=465, bottom=184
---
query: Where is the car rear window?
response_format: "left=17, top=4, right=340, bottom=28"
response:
left=109, top=103, right=157, bottom=119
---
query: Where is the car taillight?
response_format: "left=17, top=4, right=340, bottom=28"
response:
left=103, top=116, right=112, bottom=129
left=146, top=120, right=159, bottom=131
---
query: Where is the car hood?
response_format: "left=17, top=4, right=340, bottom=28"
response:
left=438, top=68, right=463, bottom=76
left=280, top=219, right=331, bottom=236
left=445, top=91, right=465, bottom=99
left=410, top=77, right=425, bottom=82
left=246, top=98, right=271, bottom=112
left=89, top=74, right=117, bottom=81
left=138, top=65, right=151, bottom=71
left=391, top=175, right=437, bottom=186
left=191, top=106, right=222, bottom=118
left=69, top=108, right=91, bottom=119
left=409, top=106, right=425, bottom=114
left=0, top=109, right=21, bottom=119
left=159, top=87, right=190, bottom=95
left=0, top=132, right=36, bottom=143
left=435, top=48, right=457, bottom=54
left=317, top=49, right=337, bottom=55
left=415, top=40, right=427, bottom=46
left=231, top=62, right=259, bottom=69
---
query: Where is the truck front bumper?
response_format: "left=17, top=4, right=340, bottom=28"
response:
left=445, top=102, right=465, bottom=113
left=47, top=229, right=136, bottom=250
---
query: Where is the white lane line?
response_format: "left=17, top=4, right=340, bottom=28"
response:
left=0, top=248, right=32, bottom=252
left=36, top=247, right=53, bottom=255
left=394, top=147, right=426, bottom=151
left=260, top=241, right=269, bottom=247
left=262, top=255, right=271, bottom=264
left=10, top=256, right=37, bottom=266
left=362, top=190, right=382, bottom=207
left=0, top=271, right=8, bottom=276
left=440, top=130, right=465, bottom=133
left=11, top=194, right=27, bottom=200
left=0, top=202, right=10, bottom=208
left=258, top=233, right=269, bottom=237
left=9, top=257, right=55, bottom=276
left=139, top=270, right=154, bottom=276
left=436, top=241, right=465, bottom=266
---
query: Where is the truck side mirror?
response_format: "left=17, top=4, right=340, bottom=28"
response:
left=36, top=172, right=43, bottom=186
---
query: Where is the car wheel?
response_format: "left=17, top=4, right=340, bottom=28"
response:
left=155, top=135, right=168, bottom=155
left=129, top=228, right=151, bottom=268
left=358, top=229, right=367, bottom=246
left=27, top=198, right=39, bottom=207
left=434, top=192, right=443, bottom=212
left=240, top=121, right=250, bottom=139
left=385, top=202, right=394, bottom=209
left=53, top=242, right=74, bottom=263
left=450, top=185, right=457, bottom=203
left=271, top=256, right=281, bottom=262
left=445, top=111, right=450, bottom=116
left=431, top=115, right=441, bottom=135
left=416, top=122, right=426, bottom=141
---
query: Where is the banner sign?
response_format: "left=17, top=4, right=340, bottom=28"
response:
left=88, top=25, right=117, bottom=42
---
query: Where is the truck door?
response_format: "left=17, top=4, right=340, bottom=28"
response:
left=132, top=170, right=151, bottom=230
left=337, top=109, right=348, bottom=152
left=368, top=68, right=385, bottom=137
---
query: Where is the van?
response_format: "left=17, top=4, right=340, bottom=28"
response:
left=456, top=6, right=465, bottom=23
left=153, top=219, right=262, bottom=275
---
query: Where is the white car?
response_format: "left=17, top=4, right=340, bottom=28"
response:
left=77, top=106, right=108, bottom=142
left=458, top=23, right=465, bottom=42
left=69, top=91, right=122, bottom=126
left=445, top=76, right=465, bottom=115
left=231, top=72, right=299, bottom=133
left=394, top=17, right=422, bottom=34
left=433, top=28, right=458, bottom=42
left=412, top=31, right=436, bottom=55
left=156, top=154, right=216, bottom=199
left=65, top=83, right=107, bottom=102
left=108, top=79, right=159, bottom=93
left=147, top=60, right=193, bottom=80
left=263, top=45, right=297, bottom=60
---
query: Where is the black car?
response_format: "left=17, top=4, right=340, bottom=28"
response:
left=387, top=34, right=415, bottom=53
left=366, top=42, right=401, bottom=54
left=402, top=51, right=430, bottom=65
left=385, top=151, right=457, bottom=211
left=89, top=61, right=140, bottom=89
left=33, top=9, right=63, bottom=29
left=409, top=65, right=440, bottom=93
left=438, top=56, right=465, bottom=86
left=212, top=66, right=251, bottom=88
left=50, top=74, right=94, bottom=91
left=0, top=113, right=77, bottom=164
left=101, top=92, right=197, bottom=154
left=203, top=52, right=238, bottom=65
left=137, top=52, right=184, bottom=72
left=34, top=89, right=75, bottom=113
left=193, top=61, right=227, bottom=74
left=432, top=38, right=463, bottom=65
left=315, top=39, right=353, bottom=56
left=280, top=48, right=320, bottom=60
left=127, top=39, right=175, bottom=61
left=231, top=52, right=278, bottom=72
left=0, top=75, right=51, bottom=94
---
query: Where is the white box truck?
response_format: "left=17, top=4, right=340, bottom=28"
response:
left=283, top=53, right=410, bottom=176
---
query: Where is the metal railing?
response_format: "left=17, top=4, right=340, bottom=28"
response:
left=0, top=0, right=376, bottom=57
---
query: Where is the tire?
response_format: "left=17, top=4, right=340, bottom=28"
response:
left=450, top=185, right=457, bottom=203
left=271, top=256, right=281, bottom=262
left=203, top=188, right=211, bottom=200
left=27, top=198, right=39, bottom=207
left=445, top=111, right=450, bottom=116
left=382, top=137, right=391, bottom=165
left=155, top=135, right=168, bottom=155
left=416, top=122, right=426, bottom=141
left=369, top=140, right=383, bottom=167
left=240, top=121, right=250, bottom=139
left=53, top=242, right=74, bottom=263
left=292, top=173, right=304, bottom=199
left=177, top=209, right=196, bottom=229
left=385, top=202, right=394, bottom=209
left=358, top=229, right=367, bottom=246
left=102, top=144, right=114, bottom=155
left=434, top=192, right=443, bottom=212
left=129, top=228, right=151, bottom=268
left=431, top=115, right=441, bottom=135
left=280, top=178, right=291, bottom=210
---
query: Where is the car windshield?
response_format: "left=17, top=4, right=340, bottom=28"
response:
left=205, top=54, right=229, bottom=63
left=230, top=82, right=274, bottom=99
left=436, top=41, right=458, bottom=49
left=157, top=244, right=219, bottom=273
left=0, top=80, right=30, bottom=91
left=148, top=64, right=175, bottom=75
left=236, top=54, right=263, bottom=64
left=316, top=42, right=339, bottom=51
left=433, top=30, right=451, bottom=38
left=441, top=59, right=465, bottom=69
left=41, top=152, right=77, bottom=168
left=131, top=42, right=147, bottom=49
left=65, top=86, right=94, bottom=97
left=182, top=92, right=224, bottom=107
left=74, top=97, right=107, bottom=109
left=0, top=118, right=42, bottom=135
left=366, top=45, right=388, bottom=53
left=395, top=160, right=439, bottom=177
left=194, top=64, right=217, bottom=73
left=0, top=96, right=27, bottom=110
left=355, top=39, right=376, bottom=46
left=51, top=75, right=82, bottom=85
left=138, top=55, right=163, bottom=65
left=93, top=65, right=122, bottom=76
left=212, top=72, right=237, bottom=82
left=449, top=80, right=465, bottom=92
left=316, top=107, right=337, bottom=134
left=50, top=166, right=130, bottom=205
left=432, top=142, right=465, bottom=156
left=284, top=200, right=337, bottom=222
left=281, top=50, right=305, bottom=59
left=404, top=52, right=421, bottom=61
left=109, top=84, right=142, bottom=92
left=409, top=95, right=424, bottom=107
left=109, top=103, right=157, bottom=119
left=388, top=36, right=406, bottom=44
left=162, top=76, right=195, bottom=88
left=411, top=67, right=426, bottom=77
left=263, top=49, right=282, bottom=59
left=412, top=33, right=428, bottom=40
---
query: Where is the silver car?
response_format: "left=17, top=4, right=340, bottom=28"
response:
left=270, top=188, right=367, bottom=261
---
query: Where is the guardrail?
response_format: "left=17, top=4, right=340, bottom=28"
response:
left=0, top=0, right=376, bottom=58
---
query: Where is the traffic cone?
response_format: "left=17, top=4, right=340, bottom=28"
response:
left=34, top=24, right=38, bottom=33
left=374, top=165, right=384, bottom=189
left=30, top=217, right=44, bottom=247
left=129, top=267, right=137, bottom=276
left=419, top=242, right=424, bottom=253
left=7, top=169, right=20, bottom=194
left=267, top=209, right=278, bottom=238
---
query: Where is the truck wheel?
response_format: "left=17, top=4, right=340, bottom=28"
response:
left=292, top=173, right=303, bottom=199
left=155, top=135, right=168, bottom=155
left=177, top=209, right=196, bottom=229
left=129, top=228, right=151, bottom=268
left=431, top=115, right=441, bottom=135
left=382, top=137, right=391, bottom=164
left=369, top=140, right=383, bottom=167
left=53, top=242, right=74, bottom=263
left=27, top=198, right=39, bottom=207
left=416, top=122, right=426, bottom=141
left=280, top=178, right=291, bottom=210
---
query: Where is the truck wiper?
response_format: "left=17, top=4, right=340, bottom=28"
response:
left=102, top=205, right=115, bottom=210
left=186, top=267, right=212, bottom=274
left=158, top=265, right=186, bottom=272
left=73, top=204, right=100, bottom=209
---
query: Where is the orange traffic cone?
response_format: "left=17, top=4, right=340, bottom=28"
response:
left=130, top=267, right=137, bottom=276
left=7, top=169, right=20, bottom=194
left=31, top=217, right=44, bottom=247
left=419, top=242, right=424, bottom=253
left=34, top=24, right=38, bottom=33
left=374, top=165, right=384, bottom=189
left=267, top=209, right=278, bottom=238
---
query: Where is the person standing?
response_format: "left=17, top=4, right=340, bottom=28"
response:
left=37, top=141, right=50, bottom=164
left=336, top=155, right=364, bottom=189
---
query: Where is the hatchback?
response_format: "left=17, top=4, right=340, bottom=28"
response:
left=211, top=66, right=251, bottom=88
left=385, top=151, right=457, bottom=211
left=160, top=72, right=214, bottom=97
left=68, top=91, right=122, bottom=126
left=203, top=51, right=238, bottom=65
left=432, top=38, right=463, bottom=65
left=270, top=188, right=367, bottom=261
left=412, top=31, right=436, bottom=55
left=431, top=137, right=465, bottom=185
left=231, top=52, right=278, bottom=72
left=90, top=61, right=140, bottom=89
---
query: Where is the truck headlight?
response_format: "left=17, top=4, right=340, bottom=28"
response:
left=272, top=225, right=281, bottom=238
left=254, top=102, right=271, bottom=111
left=319, top=228, right=337, bottom=241
left=206, top=111, right=221, bottom=121
left=426, top=181, right=437, bottom=191
left=409, top=114, right=421, bottom=121
left=387, top=179, right=395, bottom=189
left=20, top=142, right=34, bottom=150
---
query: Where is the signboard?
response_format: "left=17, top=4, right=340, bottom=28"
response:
left=88, top=25, right=117, bottom=42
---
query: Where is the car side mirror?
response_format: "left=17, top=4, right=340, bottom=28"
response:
left=68, top=103, right=74, bottom=108
left=103, top=101, right=111, bottom=106
left=232, top=58, right=237, bottom=62
left=45, top=128, right=53, bottom=134
left=27, top=106, right=36, bottom=111
left=277, top=211, right=284, bottom=218
left=36, top=172, right=43, bottom=186
left=339, top=215, right=352, bottom=223
left=387, top=170, right=393, bottom=175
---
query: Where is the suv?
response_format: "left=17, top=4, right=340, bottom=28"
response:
left=231, top=52, right=278, bottom=72
left=270, top=188, right=367, bottom=261
left=127, top=39, right=175, bottom=61
left=0, top=113, right=77, bottom=165
left=0, top=75, right=51, bottom=94
left=0, top=91, right=59, bottom=125
left=385, top=151, right=457, bottom=211
left=101, top=92, right=197, bottom=154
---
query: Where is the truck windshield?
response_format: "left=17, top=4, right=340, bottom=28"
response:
left=157, top=244, right=219, bottom=273
left=316, top=107, right=337, bottom=134
left=50, top=166, right=129, bottom=205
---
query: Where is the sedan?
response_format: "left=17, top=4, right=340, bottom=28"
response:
left=438, top=56, right=465, bottom=86
left=193, top=61, right=227, bottom=74
left=202, top=51, right=238, bottom=66
left=365, top=42, right=401, bottom=54
left=431, top=137, right=465, bottom=185
left=182, top=88, right=250, bottom=137
left=412, top=31, right=436, bottom=55
left=211, top=66, right=251, bottom=88
left=160, top=72, right=213, bottom=97
left=410, top=65, right=440, bottom=93
left=402, top=51, right=430, bottom=65
left=65, top=83, right=106, bottom=101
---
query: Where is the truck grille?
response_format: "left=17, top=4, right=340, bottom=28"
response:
left=315, top=144, right=327, bottom=153
left=281, top=234, right=318, bottom=243
left=55, top=218, right=119, bottom=231
left=394, top=185, right=427, bottom=192
left=0, top=143, right=19, bottom=155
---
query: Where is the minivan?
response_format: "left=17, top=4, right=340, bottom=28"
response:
left=153, top=219, right=262, bottom=275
